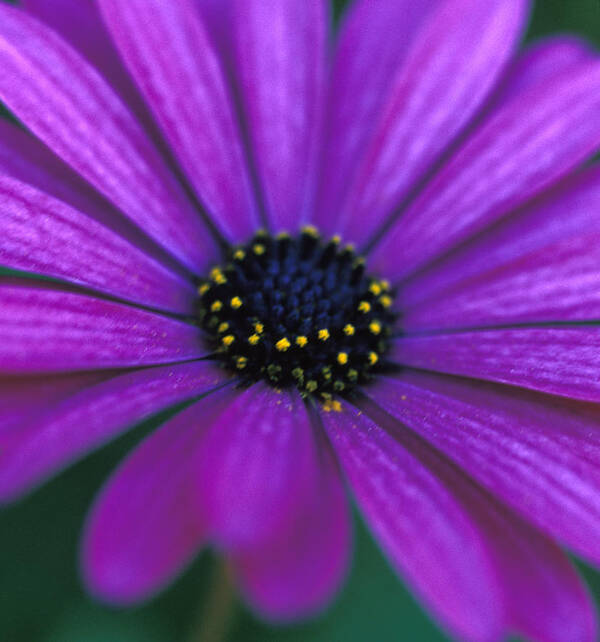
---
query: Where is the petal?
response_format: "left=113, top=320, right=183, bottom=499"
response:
left=0, top=6, right=217, bottom=272
left=232, top=428, right=351, bottom=621
left=392, top=327, right=600, bottom=402
left=0, top=362, right=227, bottom=502
left=367, top=372, right=600, bottom=569
left=331, top=0, right=530, bottom=242
left=321, top=403, right=505, bottom=642
left=403, top=230, right=600, bottom=331
left=228, top=0, right=329, bottom=230
left=0, top=281, right=205, bottom=373
left=98, top=0, right=259, bottom=242
left=371, top=60, right=600, bottom=280
left=0, top=175, right=195, bottom=314
left=197, top=384, right=351, bottom=619
left=495, top=36, right=597, bottom=108
left=314, top=0, right=439, bottom=232
left=356, top=389, right=598, bottom=642
left=400, top=167, right=600, bottom=310
left=82, top=387, right=234, bottom=604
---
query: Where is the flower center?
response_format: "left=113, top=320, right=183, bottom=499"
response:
left=197, top=227, right=395, bottom=400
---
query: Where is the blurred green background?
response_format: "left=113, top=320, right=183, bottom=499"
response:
left=3, top=1, right=600, bottom=640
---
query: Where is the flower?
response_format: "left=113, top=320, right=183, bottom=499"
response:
left=1, top=0, right=600, bottom=639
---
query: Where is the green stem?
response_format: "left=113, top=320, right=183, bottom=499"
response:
left=187, top=558, right=236, bottom=642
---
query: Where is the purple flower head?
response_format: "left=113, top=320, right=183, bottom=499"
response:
left=1, top=0, right=600, bottom=639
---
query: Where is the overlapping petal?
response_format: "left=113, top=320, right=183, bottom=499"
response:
left=0, top=362, right=227, bottom=502
left=0, top=282, right=205, bottom=373
left=98, top=0, right=259, bottom=242
left=82, top=387, right=233, bottom=604
left=330, top=0, right=530, bottom=243
left=392, top=328, right=600, bottom=402
left=0, top=5, right=217, bottom=272
left=371, top=60, right=600, bottom=280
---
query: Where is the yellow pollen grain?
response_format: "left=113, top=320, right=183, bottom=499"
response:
left=318, top=328, right=330, bottom=341
left=210, top=300, right=223, bottom=312
left=369, top=320, right=382, bottom=335
left=337, top=352, right=349, bottom=365
left=236, top=356, right=248, bottom=370
left=233, top=249, right=245, bottom=260
left=302, top=224, right=319, bottom=237
left=343, top=323, right=355, bottom=336
left=254, top=322, right=264, bottom=334
left=222, top=334, right=235, bottom=347
left=248, top=334, right=260, bottom=345
left=276, top=337, right=291, bottom=352
left=323, top=399, right=342, bottom=413
left=358, top=301, right=371, bottom=314
left=368, top=351, right=379, bottom=365
left=253, top=243, right=266, bottom=256
left=295, top=335, right=308, bottom=347
left=210, top=267, right=227, bottom=284
left=369, top=282, right=382, bottom=296
left=230, top=296, right=243, bottom=309
left=379, top=295, right=392, bottom=308
left=218, top=322, right=229, bottom=333
left=198, top=283, right=210, bottom=296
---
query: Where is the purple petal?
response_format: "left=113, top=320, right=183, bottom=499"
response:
left=495, top=36, right=597, bottom=108
left=0, top=6, right=217, bottom=272
left=330, top=0, right=530, bottom=243
left=0, top=282, right=205, bottom=373
left=367, top=372, right=600, bottom=570
left=403, top=229, right=600, bottom=331
left=313, top=0, right=439, bottom=234
left=196, top=384, right=351, bottom=619
left=321, top=403, right=505, bottom=641
left=1, top=175, right=195, bottom=314
left=228, top=0, right=329, bottom=230
left=98, top=0, right=259, bottom=242
left=82, top=388, right=233, bottom=604
left=232, top=429, right=351, bottom=621
left=355, top=390, right=598, bottom=642
left=400, top=167, right=600, bottom=310
left=392, top=328, right=600, bottom=402
left=0, top=362, right=227, bottom=502
left=371, top=60, right=600, bottom=280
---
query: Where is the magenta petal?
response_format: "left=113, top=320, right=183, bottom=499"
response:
left=355, top=391, right=598, bottom=642
left=0, top=362, right=227, bottom=502
left=232, top=429, right=351, bottom=621
left=82, top=389, right=232, bottom=605
left=372, top=60, right=600, bottom=280
left=228, top=0, right=329, bottom=230
left=392, top=328, right=600, bottom=403
left=0, top=6, right=217, bottom=272
left=403, top=229, right=600, bottom=330
left=98, top=0, right=259, bottom=242
left=322, top=403, right=505, bottom=642
left=495, top=36, right=597, bottom=108
left=0, top=282, right=205, bottom=373
left=314, top=0, right=439, bottom=234
left=196, top=384, right=351, bottom=619
left=332, top=0, right=529, bottom=243
left=1, top=176, right=195, bottom=314
left=369, top=372, right=600, bottom=566
left=400, top=167, right=600, bottom=311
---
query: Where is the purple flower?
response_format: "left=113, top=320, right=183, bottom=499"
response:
left=1, top=0, right=600, bottom=639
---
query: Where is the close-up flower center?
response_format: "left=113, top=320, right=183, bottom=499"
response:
left=197, top=226, right=396, bottom=399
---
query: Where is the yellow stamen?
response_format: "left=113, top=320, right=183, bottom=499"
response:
left=218, top=322, right=229, bottom=333
left=236, top=356, right=248, bottom=370
left=337, top=352, right=349, bottom=365
left=306, top=380, right=318, bottom=393
left=301, top=225, right=319, bottom=238
left=233, top=249, right=245, bottom=261
left=230, top=296, right=243, bottom=309
left=222, top=335, right=235, bottom=347
left=210, top=267, right=227, bottom=284
left=318, top=328, right=330, bottom=341
left=379, top=295, right=392, bottom=308
left=295, top=335, right=308, bottom=347
left=254, top=322, right=265, bottom=334
left=253, top=244, right=266, bottom=256
left=343, top=323, right=355, bottom=336
left=358, top=301, right=371, bottom=314
left=369, top=320, right=382, bottom=335
left=323, top=399, right=342, bottom=413
left=368, top=351, right=379, bottom=365
left=275, top=337, right=291, bottom=352
left=248, top=334, right=260, bottom=345
left=198, top=283, right=210, bottom=296
left=210, top=300, right=223, bottom=312
left=369, top=282, right=382, bottom=296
